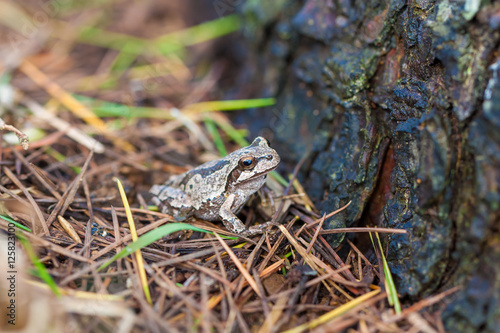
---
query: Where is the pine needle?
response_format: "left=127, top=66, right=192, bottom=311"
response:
left=282, top=289, right=381, bottom=333
left=113, top=177, right=152, bottom=305
left=214, top=232, right=262, bottom=298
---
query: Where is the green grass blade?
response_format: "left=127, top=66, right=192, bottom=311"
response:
left=185, top=98, right=275, bottom=112
left=271, top=171, right=288, bottom=187
left=204, top=116, right=227, bottom=156
left=94, top=105, right=171, bottom=119
left=98, top=223, right=237, bottom=272
left=44, top=147, right=82, bottom=174
left=77, top=95, right=275, bottom=119
left=155, top=14, right=241, bottom=54
left=0, top=215, right=31, bottom=232
left=17, top=233, right=61, bottom=297
left=375, top=232, right=401, bottom=313
left=74, top=94, right=172, bottom=119
left=369, top=231, right=401, bottom=314
left=212, top=118, right=249, bottom=147
left=49, top=0, right=116, bottom=14
left=77, top=25, right=148, bottom=52
left=110, top=45, right=139, bottom=71
left=74, top=15, right=240, bottom=57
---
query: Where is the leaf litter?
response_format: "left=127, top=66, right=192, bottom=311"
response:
left=0, top=1, right=457, bottom=332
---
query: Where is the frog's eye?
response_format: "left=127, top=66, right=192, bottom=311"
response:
left=239, top=156, right=255, bottom=170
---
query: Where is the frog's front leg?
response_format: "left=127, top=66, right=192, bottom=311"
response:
left=150, top=185, right=194, bottom=221
left=219, top=193, right=248, bottom=234
left=219, top=194, right=275, bottom=236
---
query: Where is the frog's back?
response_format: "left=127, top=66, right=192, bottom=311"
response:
left=168, top=158, right=231, bottom=186
left=168, top=158, right=234, bottom=208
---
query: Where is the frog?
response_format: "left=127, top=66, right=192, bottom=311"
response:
left=149, top=137, right=280, bottom=236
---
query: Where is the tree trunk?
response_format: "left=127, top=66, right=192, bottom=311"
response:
left=235, top=1, right=500, bottom=331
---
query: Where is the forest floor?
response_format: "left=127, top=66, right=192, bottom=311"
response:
left=0, top=1, right=458, bottom=332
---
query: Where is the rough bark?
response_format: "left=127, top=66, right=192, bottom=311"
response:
left=235, top=0, right=500, bottom=331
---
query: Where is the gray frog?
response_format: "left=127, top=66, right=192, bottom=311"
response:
left=150, top=137, right=280, bottom=236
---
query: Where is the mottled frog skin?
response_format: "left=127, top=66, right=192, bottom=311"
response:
left=150, top=137, right=280, bottom=236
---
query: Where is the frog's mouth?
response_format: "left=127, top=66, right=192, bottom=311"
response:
left=238, top=164, right=279, bottom=183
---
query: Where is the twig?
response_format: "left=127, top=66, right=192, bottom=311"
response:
left=45, top=150, right=94, bottom=227
left=386, top=286, right=461, bottom=323
left=320, top=227, right=407, bottom=234
left=306, top=213, right=325, bottom=253
left=21, top=96, right=105, bottom=154
left=0, top=118, right=29, bottom=149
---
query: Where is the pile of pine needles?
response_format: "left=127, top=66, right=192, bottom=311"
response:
left=0, top=1, right=458, bottom=332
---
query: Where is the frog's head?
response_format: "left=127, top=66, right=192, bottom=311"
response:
left=231, top=137, right=280, bottom=184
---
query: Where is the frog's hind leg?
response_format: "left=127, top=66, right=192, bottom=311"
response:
left=150, top=185, right=194, bottom=221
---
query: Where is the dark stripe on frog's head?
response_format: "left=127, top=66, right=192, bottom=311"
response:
left=178, top=159, right=231, bottom=186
